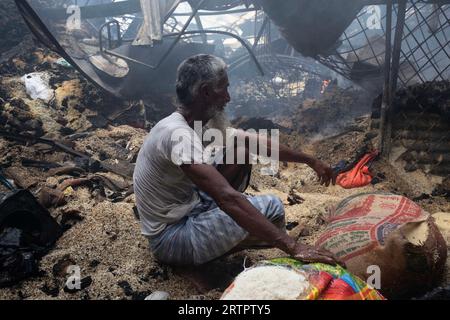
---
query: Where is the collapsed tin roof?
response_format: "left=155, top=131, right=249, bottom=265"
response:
left=15, top=0, right=449, bottom=98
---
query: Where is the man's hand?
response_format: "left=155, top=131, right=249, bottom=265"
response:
left=309, top=159, right=336, bottom=187
left=290, top=243, right=345, bottom=267
left=248, top=131, right=337, bottom=188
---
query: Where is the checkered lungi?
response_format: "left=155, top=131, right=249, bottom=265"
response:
left=148, top=189, right=286, bottom=266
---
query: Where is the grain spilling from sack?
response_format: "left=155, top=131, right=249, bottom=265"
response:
left=316, top=193, right=447, bottom=299
left=221, top=265, right=310, bottom=300
left=220, top=259, right=385, bottom=300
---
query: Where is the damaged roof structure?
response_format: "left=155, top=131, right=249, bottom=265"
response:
left=16, top=0, right=450, bottom=175
left=0, top=0, right=449, bottom=301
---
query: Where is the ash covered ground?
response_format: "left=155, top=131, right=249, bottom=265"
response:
left=0, top=2, right=449, bottom=300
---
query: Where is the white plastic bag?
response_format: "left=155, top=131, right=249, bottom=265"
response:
left=21, top=72, right=54, bottom=102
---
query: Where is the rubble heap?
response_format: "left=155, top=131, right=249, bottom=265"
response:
left=0, top=19, right=448, bottom=300
left=0, top=0, right=30, bottom=57
left=292, top=86, right=374, bottom=137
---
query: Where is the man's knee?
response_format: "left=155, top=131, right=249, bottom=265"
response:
left=263, top=194, right=285, bottom=222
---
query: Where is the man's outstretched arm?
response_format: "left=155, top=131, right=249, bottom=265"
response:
left=181, top=163, right=341, bottom=266
left=235, top=130, right=336, bottom=186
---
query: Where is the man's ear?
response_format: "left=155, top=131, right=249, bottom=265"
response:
left=199, top=83, right=211, bottom=98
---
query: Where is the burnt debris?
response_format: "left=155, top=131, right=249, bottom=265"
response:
left=0, top=190, right=62, bottom=287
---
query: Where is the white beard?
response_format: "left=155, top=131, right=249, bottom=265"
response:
left=206, top=109, right=231, bottom=138
left=202, top=109, right=233, bottom=151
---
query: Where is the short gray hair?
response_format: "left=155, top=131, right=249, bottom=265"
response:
left=176, top=54, right=227, bottom=106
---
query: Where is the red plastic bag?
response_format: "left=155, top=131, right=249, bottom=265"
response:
left=336, top=151, right=378, bottom=189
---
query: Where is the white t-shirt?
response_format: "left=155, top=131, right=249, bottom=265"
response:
left=133, top=112, right=209, bottom=237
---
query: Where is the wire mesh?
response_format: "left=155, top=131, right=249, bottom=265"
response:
left=317, top=1, right=449, bottom=88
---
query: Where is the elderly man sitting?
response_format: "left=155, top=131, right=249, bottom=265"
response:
left=134, top=54, right=340, bottom=283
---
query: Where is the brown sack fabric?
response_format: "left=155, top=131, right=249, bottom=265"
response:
left=316, top=193, right=447, bottom=299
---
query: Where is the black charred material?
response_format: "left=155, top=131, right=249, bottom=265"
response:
left=416, top=285, right=450, bottom=300
left=393, top=81, right=450, bottom=120
left=0, top=0, right=30, bottom=56
left=388, top=81, right=450, bottom=176
left=0, top=190, right=62, bottom=287
left=285, top=221, right=299, bottom=230
left=59, top=210, right=84, bottom=232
